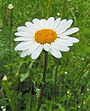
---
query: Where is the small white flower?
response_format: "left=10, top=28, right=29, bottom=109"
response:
left=82, top=57, right=84, bottom=61
left=65, top=71, right=68, bottom=74
left=14, top=17, right=79, bottom=59
left=83, top=101, right=85, bottom=104
left=67, top=90, right=70, bottom=94
left=8, top=4, right=13, bottom=9
left=57, top=13, right=60, bottom=16
left=3, top=109, right=6, bottom=111
left=87, top=89, right=89, bottom=91
left=2, top=75, right=7, bottom=81
left=78, top=106, right=80, bottom=108
left=36, top=88, right=40, bottom=92
left=1, top=106, right=3, bottom=109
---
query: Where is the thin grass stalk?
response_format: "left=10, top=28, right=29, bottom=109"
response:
left=36, top=51, right=48, bottom=111
left=2, top=0, right=3, bottom=13
left=62, top=0, right=67, bottom=19
left=9, top=9, right=13, bottom=73
left=46, top=0, right=52, bottom=19
left=4, top=82, right=16, bottom=111
left=52, top=61, right=59, bottom=111
left=1, top=0, right=4, bottom=25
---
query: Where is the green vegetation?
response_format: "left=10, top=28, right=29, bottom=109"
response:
left=0, top=0, right=89, bottom=111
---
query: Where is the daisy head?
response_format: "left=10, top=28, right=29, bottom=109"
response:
left=8, top=4, right=13, bottom=9
left=14, top=17, right=79, bottom=59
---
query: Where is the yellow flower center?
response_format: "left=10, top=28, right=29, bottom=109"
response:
left=34, top=29, right=57, bottom=44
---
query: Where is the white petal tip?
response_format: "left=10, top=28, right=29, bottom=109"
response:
left=76, top=39, right=79, bottom=42
left=54, top=54, right=62, bottom=59
left=15, top=46, right=20, bottom=51
left=58, top=55, right=62, bottom=58
left=63, top=47, right=70, bottom=52
left=14, top=38, right=17, bottom=41
left=15, top=32, right=17, bottom=35
left=75, top=27, right=79, bottom=32
left=15, top=32, right=19, bottom=36
left=31, top=56, right=37, bottom=60
left=15, top=47, right=18, bottom=51
left=21, top=55, right=25, bottom=58
left=44, top=44, right=50, bottom=52
left=44, top=48, right=49, bottom=52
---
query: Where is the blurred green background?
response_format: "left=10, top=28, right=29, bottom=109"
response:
left=0, top=0, right=90, bottom=111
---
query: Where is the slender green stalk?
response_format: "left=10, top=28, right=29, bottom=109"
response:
left=54, top=64, right=59, bottom=86
left=62, top=0, right=67, bottom=19
left=2, top=0, right=3, bottom=12
left=9, top=9, right=13, bottom=73
left=46, top=0, right=52, bottom=19
left=52, top=61, right=59, bottom=111
left=4, top=82, right=16, bottom=111
left=76, top=60, right=89, bottom=86
left=1, top=0, right=4, bottom=23
left=36, top=51, right=48, bottom=111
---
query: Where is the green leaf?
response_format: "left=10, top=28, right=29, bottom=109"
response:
left=55, top=103, right=65, bottom=111
left=20, top=72, right=29, bottom=82
left=4, top=82, right=16, bottom=111
left=52, top=66, right=57, bottom=82
left=46, top=100, right=52, bottom=111
left=20, top=60, right=35, bottom=82
left=81, top=70, right=89, bottom=78
left=26, top=95, right=31, bottom=111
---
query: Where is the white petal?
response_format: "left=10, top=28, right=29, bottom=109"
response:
left=15, top=32, right=32, bottom=37
left=60, top=36, right=79, bottom=43
left=31, top=45, right=43, bottom=59
left=32, top=18, right=42, bottom=30
left=57, top=19, right=73, bottom=34
left=14, top=37, right=33, bottom=41
left=40, top=19, right=47, bottom=28
left=52, top=18, right=61, bottom=30
left=44, top=43, right=50, bottom=51
left=52, top=41, right=70, bottom=52
left=25, top=21, right=37, bottom=33
left=21, top=50, right=29, bottom=58
left=17, top=26, right=30, bottom=32
left=46, top=17, right=54, bottom=29
left=55, top=19, right=67, bottom=32
left=55, top=38, right=73, bottom=46
left=28, top=42, right=40, bottom=55
left=61, top=27, right=79, bottom=35
left=66, top=19, right=73, bottom=28
left=49, top=46, right=62, bottom=58
left=15, top=41, right=34, bottom=51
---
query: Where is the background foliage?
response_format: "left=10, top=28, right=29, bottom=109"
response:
left=0, top=0, right=90, bottom=111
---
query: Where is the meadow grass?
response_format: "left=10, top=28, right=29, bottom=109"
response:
left=0, top=0, right=89, bottom=111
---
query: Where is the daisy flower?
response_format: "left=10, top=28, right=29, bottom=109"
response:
left=8, top=4, right=13, bottom=9
left=14, top=17, right=79, bottom=59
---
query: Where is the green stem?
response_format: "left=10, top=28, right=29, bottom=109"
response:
left=36, top=51, right=48, bottom=111
left=55, top=64, right=59, bottom=86
left=67, top=6, right=77, bottom=26
left=46, top=0, right=52, bottom=19
left=52, top=62, right=59, bottom=111
left=9, top=9, right=13, bottom=73
left=4, top=82, right=16, bottom=111
left=62, top=0, right=67, bottom=19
